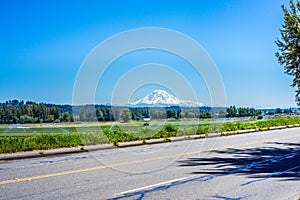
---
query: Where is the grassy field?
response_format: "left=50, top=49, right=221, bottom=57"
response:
left=1, top=116, right=300, bottom=153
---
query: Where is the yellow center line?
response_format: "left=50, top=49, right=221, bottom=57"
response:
left=0, top=134, right=299, bottom=185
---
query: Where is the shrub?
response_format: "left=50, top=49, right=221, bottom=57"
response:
left=197, top=125, right=209, bottom=134
left=164, top=124, right=178, bottom=132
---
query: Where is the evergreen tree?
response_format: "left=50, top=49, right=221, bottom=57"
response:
left=120, top=109, right=131, bottom=122
left=276, top=0, right=300, bottom=105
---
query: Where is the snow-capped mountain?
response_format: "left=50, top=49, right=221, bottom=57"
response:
left=131, top=89, right=202, bottom=107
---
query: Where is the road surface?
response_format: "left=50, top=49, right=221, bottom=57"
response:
left=0, top=128, right=299, bottom=200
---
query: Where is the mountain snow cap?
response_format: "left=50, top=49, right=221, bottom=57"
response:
left=131, top=89, right=202, bottom=107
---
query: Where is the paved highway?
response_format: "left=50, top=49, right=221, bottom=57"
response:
left=0, top=128, right=299, bottom=200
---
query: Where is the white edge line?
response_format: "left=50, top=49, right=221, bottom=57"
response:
left=115, top=176, right=188, bottom=196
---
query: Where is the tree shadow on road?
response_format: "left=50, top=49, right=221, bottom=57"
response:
left=178, top=142, right=300, bottom=182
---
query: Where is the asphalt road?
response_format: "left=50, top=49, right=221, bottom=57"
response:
left=0, top=128, right=299, bottom=200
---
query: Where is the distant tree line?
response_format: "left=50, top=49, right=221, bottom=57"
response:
left=226, top=106, right=262, bottom=118
left=274, top=107, right=293, bottom=114
left=67, top=106, right=263, bottom=122
left=0, top=100, right=265, bottom=124
left=0, top=101, right=61, bottom=123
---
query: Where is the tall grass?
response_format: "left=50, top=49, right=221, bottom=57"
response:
left=0, top=134, right=82, bottom=153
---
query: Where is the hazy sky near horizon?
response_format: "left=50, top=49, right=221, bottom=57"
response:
left=0, top=0, right=295, bottom=108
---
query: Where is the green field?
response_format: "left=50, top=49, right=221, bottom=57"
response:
left=1, top=116, right=300, bottom=153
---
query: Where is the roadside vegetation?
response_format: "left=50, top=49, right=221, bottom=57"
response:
left=1, top=116, right=300, bottom=153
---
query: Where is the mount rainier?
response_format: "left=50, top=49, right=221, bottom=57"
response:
left=130, top=90, right=202, bottom=107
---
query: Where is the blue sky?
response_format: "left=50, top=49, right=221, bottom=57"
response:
left=0, top=0, right=295, bottom=108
